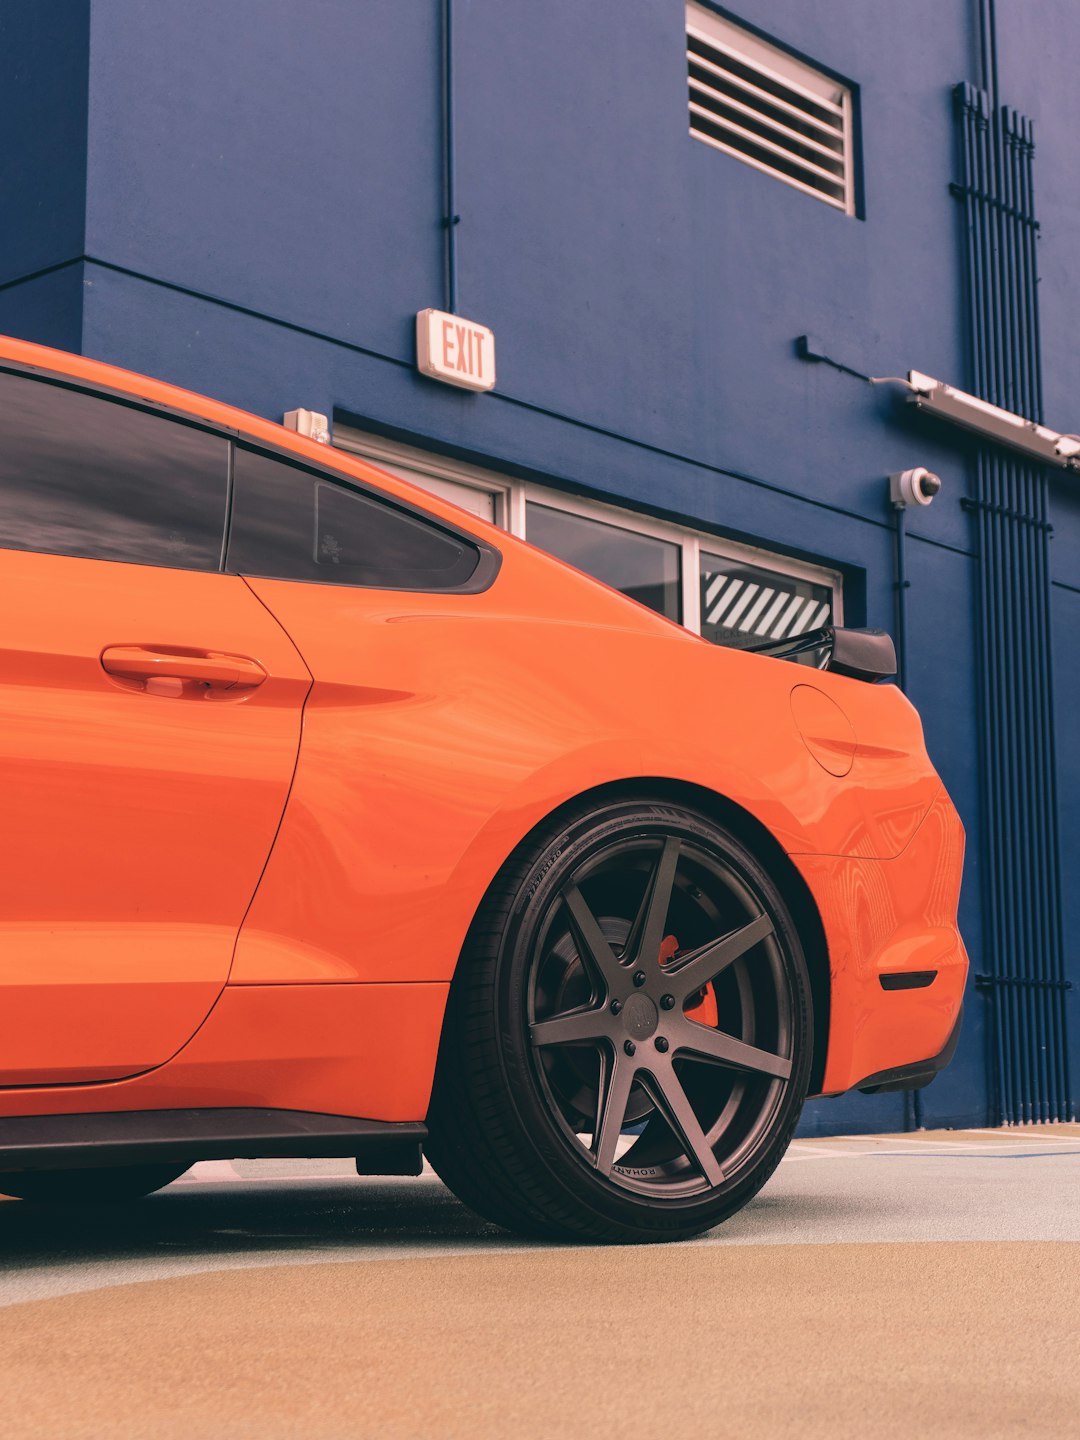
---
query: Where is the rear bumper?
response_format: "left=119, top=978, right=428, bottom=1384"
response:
left=795, top=786, right=969, bottom=1096
left=854, top=1006, right=964, bottom=1093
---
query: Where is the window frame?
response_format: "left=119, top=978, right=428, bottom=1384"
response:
left=524, top=496, right=685, bottom=626
left=333, top=425, right=843, bottom=637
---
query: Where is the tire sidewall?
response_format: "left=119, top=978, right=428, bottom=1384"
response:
left=488, top=799, right=813, bottom=1238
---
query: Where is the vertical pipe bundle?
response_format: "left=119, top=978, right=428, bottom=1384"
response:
left=953, top=85, right=1073, bottom=1123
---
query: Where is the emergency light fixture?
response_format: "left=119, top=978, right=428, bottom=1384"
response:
left=283, top=408, right=331, bottom=444
left=905, top=372, right=1080, bottom=470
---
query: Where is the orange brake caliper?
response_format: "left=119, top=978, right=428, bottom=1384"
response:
left=658, top=935, right=719, bottom=1027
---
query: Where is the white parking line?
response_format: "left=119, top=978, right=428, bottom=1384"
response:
left=964, top=1129, right=1078, bottom=1143
left=784, top=1134, right=1080, bottom=1161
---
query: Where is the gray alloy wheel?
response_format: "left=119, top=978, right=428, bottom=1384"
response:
left=425, top=797, right=812, bottom=1243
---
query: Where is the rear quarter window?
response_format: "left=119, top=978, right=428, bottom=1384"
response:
left=226, top=446, right=485, bottom=591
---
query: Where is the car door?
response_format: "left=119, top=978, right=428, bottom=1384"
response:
left=220, top=443, right=507, bottom=989
left=0, top=368, right=310, bottom=1085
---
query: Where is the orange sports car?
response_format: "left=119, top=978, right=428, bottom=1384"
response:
left=0, top=335, right=967, bottom=1242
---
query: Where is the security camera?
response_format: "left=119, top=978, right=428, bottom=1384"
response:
left=890, top=467, right=942, bottom=508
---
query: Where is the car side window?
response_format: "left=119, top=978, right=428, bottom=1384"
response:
left=0, top=370, right=227, bottom=570
left=226, top=445, right=483, bottom=591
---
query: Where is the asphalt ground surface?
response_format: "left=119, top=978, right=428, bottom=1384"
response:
left=0, top=1125, right=1077, bottom=1438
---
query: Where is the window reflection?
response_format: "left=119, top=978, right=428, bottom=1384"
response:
left=525, top=503, right=681, bottom=622
left=0, top=372, right=227, bottom=570
left=227, top=447, right=480, bottom=590
left=700, top=551, right=832, bottom=665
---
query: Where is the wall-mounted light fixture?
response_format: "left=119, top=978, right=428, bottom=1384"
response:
left=795, top=339, right=1080, bottom=469
left=903, top=372, right=1080, bottom=470
left=283, top=409, right=331, bottom=445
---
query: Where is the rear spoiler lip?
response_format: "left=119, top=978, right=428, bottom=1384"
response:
left=733, top=625, right=898, bottom=683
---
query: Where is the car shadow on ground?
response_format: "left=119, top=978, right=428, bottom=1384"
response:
left=0, top=1176, right=504, bottom=1269
left=0, top=1169, right=872, bottom=1277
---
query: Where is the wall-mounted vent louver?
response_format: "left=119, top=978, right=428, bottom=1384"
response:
left=686, top=2, right=854, bottom=215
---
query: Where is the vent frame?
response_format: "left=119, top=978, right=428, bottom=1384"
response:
left=686, top=2, right=857, bottom=216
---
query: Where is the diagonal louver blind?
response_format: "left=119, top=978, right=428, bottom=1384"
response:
left=700, top=554, right=833, bottom=666
left=686, top=2, right=854, bottom=215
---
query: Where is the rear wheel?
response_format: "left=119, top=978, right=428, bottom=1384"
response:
left=425, top=797, right=812, bottom=1243
left=0, top=1163, right=190, bottom=1204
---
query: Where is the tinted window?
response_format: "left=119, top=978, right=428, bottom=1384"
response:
left=0, top=370, right=227, bottom=569
left=227, top=447, right=481, bottom=590
left=525, top=503, right=681, bottom=621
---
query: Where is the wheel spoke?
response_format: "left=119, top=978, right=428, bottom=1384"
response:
left=530, top=1007, right=609, bottom=1049
left=593, top=1049, right=637, bottom=1176
left=562, top=883, right=620, bottom=990
left=675, top=1019, right=792, bottom=1080
left=642, top=1060, right=725, bottom=1187
left=523, top=821, right=801, bottom=1209
left=627, top=836, right=681, bottom=967
left=667, top=912, right=774, bottom=1000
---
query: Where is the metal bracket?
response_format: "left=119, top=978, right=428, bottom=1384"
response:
left=975, top=974, right=1073, bottom=992
left=948, top=181, right=1040, bottom=230
left=960, top=496, right=1053, bottom=533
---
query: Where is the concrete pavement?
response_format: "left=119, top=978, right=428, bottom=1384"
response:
left=1, top=1126, right=1077, bottom=1437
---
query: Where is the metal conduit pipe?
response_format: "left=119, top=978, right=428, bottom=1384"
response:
left=441, top=0, right=460, bottom=314
left=957, top=89, right=1002, bottom=1120
left=1004, top=116, right=1046, bottom=1119
left=888, top=503, right=923, bottom=1130
left=956, top=91, right=1007, bottom=1121
left=955, top=69, right=1072, bottom=1122
left=972, top=91, right=1017, bottom=1120
left=978, top=0, right=999, bottom=108
left=1018, top=109, right=1071, bottom=1119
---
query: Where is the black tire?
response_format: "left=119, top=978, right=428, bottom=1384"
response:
left=425, top=797, right=812, bottom=1244
left=0, top=1163, right=191, bottom=1204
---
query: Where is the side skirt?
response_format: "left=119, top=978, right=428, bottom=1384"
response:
left=0, top=1108, right=426, bottom=1176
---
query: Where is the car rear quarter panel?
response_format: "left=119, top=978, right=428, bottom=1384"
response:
left=795, top=788, right=968, bottom=1093
left=229, top=542, right=944, bottom=995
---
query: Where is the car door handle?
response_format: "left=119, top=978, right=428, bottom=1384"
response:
left=100, top=645, right=268, bottom=696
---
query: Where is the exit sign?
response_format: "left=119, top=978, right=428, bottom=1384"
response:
left=416, top=309, right=496, bottom=392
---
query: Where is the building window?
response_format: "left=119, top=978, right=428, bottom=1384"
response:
left=525, top=503, right=681, bottom=622
left=700, top=553, right=833, bottom=664
left=333, top=425, right=841, bottom=645
left=686, top=2, right=855, bottom=215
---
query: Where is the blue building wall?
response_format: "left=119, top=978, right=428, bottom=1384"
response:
left=2, top=0, right=1076, bottom=1130
left=0, top=0, right=88, bottom=350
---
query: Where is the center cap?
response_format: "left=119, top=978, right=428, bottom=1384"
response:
left=622, top=993, right=659, bottom=1041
